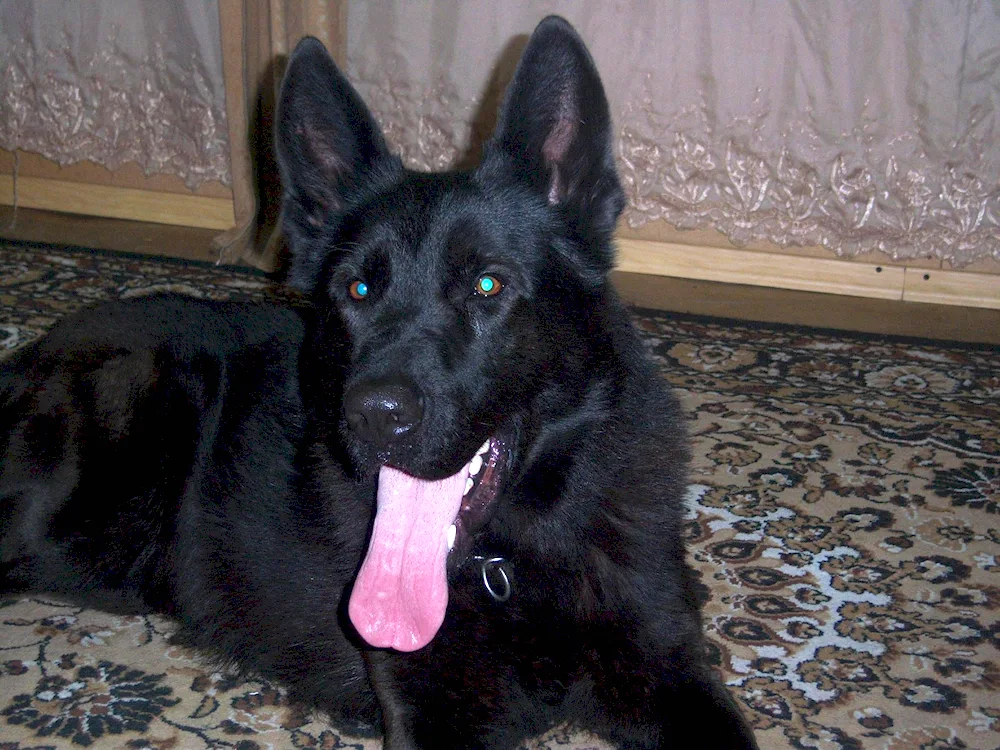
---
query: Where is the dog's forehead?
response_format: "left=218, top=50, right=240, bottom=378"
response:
left=351, top=171, right=537, bottom=262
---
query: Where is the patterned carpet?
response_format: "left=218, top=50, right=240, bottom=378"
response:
left=1, top=242, right=998, bottom=750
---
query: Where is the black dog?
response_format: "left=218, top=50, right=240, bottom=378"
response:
left=0, top=17, right=757, bottom=749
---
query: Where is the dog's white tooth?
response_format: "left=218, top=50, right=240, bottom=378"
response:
left=469, top=454, right=483, bottom=477
left=447, top=524, right=457, bottom=550
left=477, top=439, right=491, bottom=456
left=464, top=477, right=474, bottom=496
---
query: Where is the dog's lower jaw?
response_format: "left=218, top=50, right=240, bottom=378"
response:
left=446, top=434, right=508, bottom=570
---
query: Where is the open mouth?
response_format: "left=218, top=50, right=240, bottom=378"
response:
left=347, top=436, right=507, bottom=652
left=447, top=437, right=505, bottom=565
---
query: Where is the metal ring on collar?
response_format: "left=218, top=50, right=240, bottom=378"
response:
left=478, top=556, right=511, bottom=602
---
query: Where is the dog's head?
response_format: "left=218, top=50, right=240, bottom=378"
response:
left=275, top=17, right=624, bottom=651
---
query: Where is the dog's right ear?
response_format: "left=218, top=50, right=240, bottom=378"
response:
left=275, top=37, right=398, bottom=290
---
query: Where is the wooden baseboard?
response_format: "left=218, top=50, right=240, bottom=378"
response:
left=0, top=175, right=236, bottom=231
left=613, top=272, right=1000, bottom=345
left=616, top=237, right=999, bottom=310
left=901, top=267, right=1000, bottom=308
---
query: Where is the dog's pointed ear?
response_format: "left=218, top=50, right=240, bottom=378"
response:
left=489, top=17, right=624, bottom=258
left=275, top=37, right=398, bottom=290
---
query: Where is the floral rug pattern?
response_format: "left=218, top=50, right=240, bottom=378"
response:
left=1, top=243, right=998, bottom=749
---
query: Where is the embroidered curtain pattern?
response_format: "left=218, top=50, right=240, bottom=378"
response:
left=2, top=1, right=997, bottom=266
left=0, top=0, right=230, bottom=189
left=344, top=0, right=1000, bottom=267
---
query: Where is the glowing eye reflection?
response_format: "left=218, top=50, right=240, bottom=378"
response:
left=349, top=280, right=369, bottom=300
left=475, top=275, right=502, bottom=296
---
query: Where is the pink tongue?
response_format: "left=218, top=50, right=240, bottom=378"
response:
left=348, top=464, right=467, bottom=651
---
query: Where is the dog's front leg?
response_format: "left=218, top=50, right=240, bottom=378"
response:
left=364, top=646, right=541, bottom=750
left=364, top=651, right=421, bottom=750
left=601, top=665, right=759, bottom=750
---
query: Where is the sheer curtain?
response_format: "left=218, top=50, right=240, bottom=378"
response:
left=2, top=1, right=997, bottom=267
left=0, top=0, right=347, bottom=264
left=344, top=0, right=1000, bottom=267
left=0, top=0, right=229, bottom=189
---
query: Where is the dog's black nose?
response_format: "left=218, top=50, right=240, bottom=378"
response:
left=343, top=379, right=424, bottom=446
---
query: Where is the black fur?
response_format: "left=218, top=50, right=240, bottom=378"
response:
left=0, top=17, right=757, bottom=749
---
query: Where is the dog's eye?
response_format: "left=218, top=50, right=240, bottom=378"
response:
left=474, top=275, right=503, bottom=297
left=349, top=280, right=369, bottom=300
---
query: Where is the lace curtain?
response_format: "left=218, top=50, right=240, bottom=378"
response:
left=0, top=0, right=229, bottom=189
left=345, top=0, right=1000, bottom=267
left=2, top=1, right=997, bottom=267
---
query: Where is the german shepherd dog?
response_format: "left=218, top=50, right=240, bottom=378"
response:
left=0, top=17, right=757, bottom=750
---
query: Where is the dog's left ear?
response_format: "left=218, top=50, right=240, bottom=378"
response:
left=488, top=17, right=624, bottom=269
